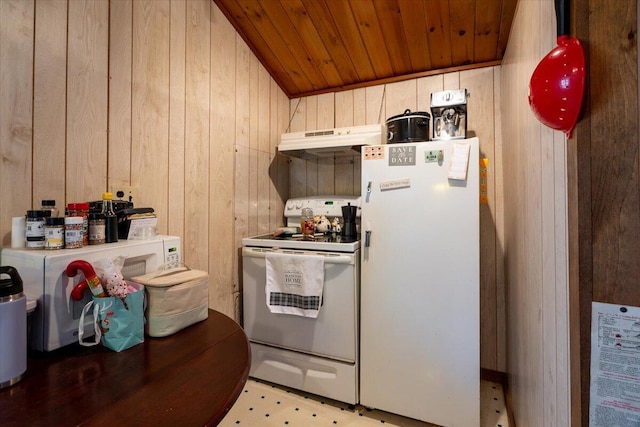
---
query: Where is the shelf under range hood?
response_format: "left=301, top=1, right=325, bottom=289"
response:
left=278, top=123, right=384, bottom=160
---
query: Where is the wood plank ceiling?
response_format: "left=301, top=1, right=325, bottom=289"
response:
left=213, top=0, right=519, bottom=98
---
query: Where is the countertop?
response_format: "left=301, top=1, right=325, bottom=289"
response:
left=0, top=309, right=250, bottom=427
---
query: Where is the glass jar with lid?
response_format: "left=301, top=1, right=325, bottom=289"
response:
left=88, top=213, right=106, bottom=245
left=300, top=207, right=315, bottom=239
left=41, top=200, right=59, bottom=218
left=67, top=202, right=90, bottom=246
left=64, top=216, right=83, bottom=249
left=44, top=217, right=65, bottom=249
left=25, top=210, right=51, bottom=249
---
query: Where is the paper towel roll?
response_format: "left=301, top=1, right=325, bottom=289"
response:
left=11, top=216, right=25, bottom=248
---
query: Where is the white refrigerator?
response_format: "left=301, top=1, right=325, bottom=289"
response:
left=360, top=137, right=479, bottom=426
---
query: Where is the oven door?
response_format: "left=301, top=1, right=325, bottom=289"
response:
left=242, top=246, right=359, bottom=362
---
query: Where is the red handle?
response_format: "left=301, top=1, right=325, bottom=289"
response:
left=66, top=260, right=106, bottom=297
left=70, top=281, right=89, bottom=301
left=66, top=260, right=97, bottom=279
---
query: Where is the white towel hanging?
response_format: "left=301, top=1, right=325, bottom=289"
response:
left=265, top=251, right=324, bottom=318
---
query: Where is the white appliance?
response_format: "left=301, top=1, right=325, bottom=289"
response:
left=242, top=196, right=360, bottom=404
left=0, top=236, right=181, bottom=351
left=278, top=123, right=384, bottom=159
left=360, top=138, right=480, bottom=426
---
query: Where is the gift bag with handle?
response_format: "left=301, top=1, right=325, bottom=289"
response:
left=78, top=282, right=144, bottom=352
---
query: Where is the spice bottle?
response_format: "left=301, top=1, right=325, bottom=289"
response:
left=301, top=207, right=315, bottom=239
left=101, top=192, right=118, bottom=243
left=88, top=213, right=106, bottom=245
left=44, top=217, right=65, bottom=250
left=25, top=210, right=51, bottom=249
left=41, top=200, right=59, bottom=218
left=64, top=217, right=83, bottom=249
left=67, top=202, right=90, bottom=246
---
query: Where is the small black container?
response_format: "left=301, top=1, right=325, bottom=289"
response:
left=385, top=109, right=431, bottom=144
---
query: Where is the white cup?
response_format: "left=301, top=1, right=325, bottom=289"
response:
left=11, top=216, right=25, bottom=248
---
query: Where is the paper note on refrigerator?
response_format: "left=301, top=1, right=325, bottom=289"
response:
left=448, top=142, right=471, bottom=180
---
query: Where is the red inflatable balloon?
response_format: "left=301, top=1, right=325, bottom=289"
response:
left=528, top=35, right=585, bottom=137
left=528, top=0, right=585, bottom=138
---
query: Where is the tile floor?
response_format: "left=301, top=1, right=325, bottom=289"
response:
left=219, top=378, right=510, bottom=427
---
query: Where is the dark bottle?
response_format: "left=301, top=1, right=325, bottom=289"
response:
left=101, top=192, right=119, bottom=243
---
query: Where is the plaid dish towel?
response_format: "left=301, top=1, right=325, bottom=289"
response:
left=265, top=251, right=324, bottom=318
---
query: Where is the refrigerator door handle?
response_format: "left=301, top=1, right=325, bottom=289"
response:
left=365, top=230, right=371, bottom=247
left=366, top=181, right=372, bottom=202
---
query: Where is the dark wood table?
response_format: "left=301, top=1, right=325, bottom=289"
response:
left=0, top=310, right=250, bottom=427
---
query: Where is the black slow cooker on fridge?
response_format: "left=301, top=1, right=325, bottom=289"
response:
left=385, top=109, right=431, bottom=144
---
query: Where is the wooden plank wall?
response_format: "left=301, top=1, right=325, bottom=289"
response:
left=571, top=2, right=639, bottom=425
left=288, top=67, right=507, bottom=373
left=0, top=0, right=289, bottom=321
left=500, top=0, right=570, bottom=426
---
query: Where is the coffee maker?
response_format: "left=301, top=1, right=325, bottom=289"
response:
left=341, top=203, right=358, bottom=238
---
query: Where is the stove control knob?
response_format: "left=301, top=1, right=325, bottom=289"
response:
left=286, top=201, right=301, bottom=211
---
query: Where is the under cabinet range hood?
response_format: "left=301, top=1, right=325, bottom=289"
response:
left=278, top=123, right=384, bottom=159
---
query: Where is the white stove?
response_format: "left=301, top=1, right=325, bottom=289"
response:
left=241, top=196, right=361, bottom=404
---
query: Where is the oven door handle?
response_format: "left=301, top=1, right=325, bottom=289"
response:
left=242, top=247, right=355, bottom=264
left=280, top=252, right=354, bottom=265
